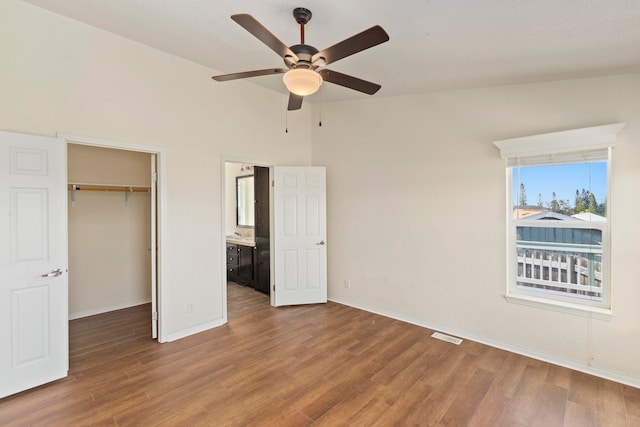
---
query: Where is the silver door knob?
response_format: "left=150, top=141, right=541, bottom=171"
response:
left=42, top=268, right=63, bottom=278
left=316, top=240, right=325, bottom=246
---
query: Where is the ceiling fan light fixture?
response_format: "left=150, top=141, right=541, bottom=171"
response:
left=283, top=68, right=323, bottom=96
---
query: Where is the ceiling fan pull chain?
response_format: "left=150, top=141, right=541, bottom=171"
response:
left=285, top=110, right=289, bottom=133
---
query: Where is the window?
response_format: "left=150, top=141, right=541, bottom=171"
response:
left=513, top=162, right=607, bottom=303
left=494, top=124, right=625, bottom=316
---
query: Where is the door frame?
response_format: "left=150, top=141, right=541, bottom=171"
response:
left=221, top=157, right=275, bottom=321
left=58, top=133, right=167, bottom=342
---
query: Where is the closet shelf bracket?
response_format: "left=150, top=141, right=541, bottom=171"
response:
left=71, top=184, right=78, bottom=207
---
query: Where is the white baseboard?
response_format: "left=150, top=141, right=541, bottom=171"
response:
left=164, top=317, right=226, bottom=342
left=68, top=299, right=151, bottom=320
left=328, top=296, right=640, bottom=389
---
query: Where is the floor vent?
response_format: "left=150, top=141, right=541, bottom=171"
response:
left=431, top=332, right=463, bottom=345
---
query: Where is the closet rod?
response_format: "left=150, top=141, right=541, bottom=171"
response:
left=68, top=184, right=150, bottom=193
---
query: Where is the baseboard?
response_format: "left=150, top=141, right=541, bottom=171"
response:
left=68, top=299, right=151, bottom=320
left=328, top=296, right=640, bottom=389
left=164, top=317, right=226, bottom=342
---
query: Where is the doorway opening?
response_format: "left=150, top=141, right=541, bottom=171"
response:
left=223, top=161, right=272, bottom=321
left=60, top=133, right=165, bottom=342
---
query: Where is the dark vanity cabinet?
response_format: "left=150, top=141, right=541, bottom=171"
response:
left=253, top=166, right=270, bottom=295
left=238, top=244, right=255, bottom=284
left=226, top=243, right=255, bottom=287
left=226, top=244, right=239, bottom=281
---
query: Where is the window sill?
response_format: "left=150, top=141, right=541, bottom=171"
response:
left=504, top=293, right=613, bottom=320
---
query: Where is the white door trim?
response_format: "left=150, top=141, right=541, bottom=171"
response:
left=150, top=154, right=157, bottom=339
left=57, top=133, right=168, bottom=342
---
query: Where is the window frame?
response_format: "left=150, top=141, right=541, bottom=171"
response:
left=506, top=164, right=611, bottom=316
left=494, top=124, right=625, bottom=318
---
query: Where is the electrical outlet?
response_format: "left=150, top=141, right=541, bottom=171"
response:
left=344, top=279, right=351, bottom=289
left=187, top=303, right=194, bottom=313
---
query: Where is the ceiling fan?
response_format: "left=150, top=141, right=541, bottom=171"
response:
left=212, top=7, right=390, bottom=111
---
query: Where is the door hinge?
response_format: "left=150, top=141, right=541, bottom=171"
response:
left=152, top=172, right=158, bottom=182
left=152, top=311, right=158, bottom=321
left=272, top=180, right=274, bottom=187
left=272, top=284, right=275, bottom=292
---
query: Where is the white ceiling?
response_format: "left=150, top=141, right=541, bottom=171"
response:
left=20, top=0, right=640, bottom=103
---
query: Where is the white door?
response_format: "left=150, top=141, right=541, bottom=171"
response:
left=150, top=154, right=157, bottom=339
left=273, top=166, right=327, bottom=306
left=0, top=131, right=68, bottom=398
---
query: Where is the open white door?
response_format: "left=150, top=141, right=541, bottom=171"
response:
left=273, top=166, right=327, bottom=306
left=0, top=131, right=68, bottom=398
left=150, top=154, right=157, bottom=338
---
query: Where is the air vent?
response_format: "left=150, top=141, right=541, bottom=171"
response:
left=431, top=332, right=463, bottom=345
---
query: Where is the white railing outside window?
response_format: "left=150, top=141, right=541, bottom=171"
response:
left=515, top=224, right=603, bottom=301
left=512, top=219, right=607, bottom=307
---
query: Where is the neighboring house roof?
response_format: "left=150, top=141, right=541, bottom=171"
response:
left=513, top=206, right=547, bottom=219
left=571, top=212, right=607, bottom=222
left=520, top=211, right=579, bottom=221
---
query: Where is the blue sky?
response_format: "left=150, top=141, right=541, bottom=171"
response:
left=513, top=162, right=607, bottom=207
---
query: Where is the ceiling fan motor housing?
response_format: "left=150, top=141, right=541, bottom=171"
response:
left=287, top=44, right=320, bottom=69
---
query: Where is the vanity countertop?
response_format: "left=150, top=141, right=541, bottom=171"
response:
left=226, top=236, right=256, bottom=247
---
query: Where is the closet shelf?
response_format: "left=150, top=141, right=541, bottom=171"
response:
left=68, top=184, right=150, bottom=193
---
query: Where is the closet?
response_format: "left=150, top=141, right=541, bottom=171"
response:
left=67, top=144, right=154, bottom=322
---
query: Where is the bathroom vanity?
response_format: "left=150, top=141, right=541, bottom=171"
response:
left=226, top=238, right=256, bottom=287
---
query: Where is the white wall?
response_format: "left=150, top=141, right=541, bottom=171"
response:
left=68, top=143, right=151, bottom=186
left=68, top=191, right=151, bottom=318
left=67, top=144, right=151, bottom=318
left=0, top=0, right=312, bottom=340
left=312, top=73, right=640, bottom=386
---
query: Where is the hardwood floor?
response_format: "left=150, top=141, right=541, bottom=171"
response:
left=1, top=282, right=639, bottom=426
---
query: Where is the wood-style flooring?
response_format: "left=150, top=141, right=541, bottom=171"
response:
left=1, top=282, right=639, bottom=426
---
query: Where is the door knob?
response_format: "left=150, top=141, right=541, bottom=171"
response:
left=316, top=240, right=325, bottom=246
left=42, top=268, right=63, bottom=278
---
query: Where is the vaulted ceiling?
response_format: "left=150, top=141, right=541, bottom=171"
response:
left=21, top=0, right=640, bottom=103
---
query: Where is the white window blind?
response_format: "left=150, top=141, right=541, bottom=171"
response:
left=507, top=148, right=609, bottom=167
left=494, top=123, right=625, bottom=162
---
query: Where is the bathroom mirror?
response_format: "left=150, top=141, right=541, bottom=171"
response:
left=236, top=175, right=255, bottom=227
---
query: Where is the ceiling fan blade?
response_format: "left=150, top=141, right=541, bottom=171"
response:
left=231, top=14, right=298, bottom=60
left=212, top=68, right=287, bottom=82
left=312, top=25, right=389, bottom=66
left=318, top=69, right=381, bottom=95
left=288, top=93, right=304, bottom=111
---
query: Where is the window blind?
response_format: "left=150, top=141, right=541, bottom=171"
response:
left=507, top=148, right=609, bottom=167
left=493, top=123, right=625, bottom=162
